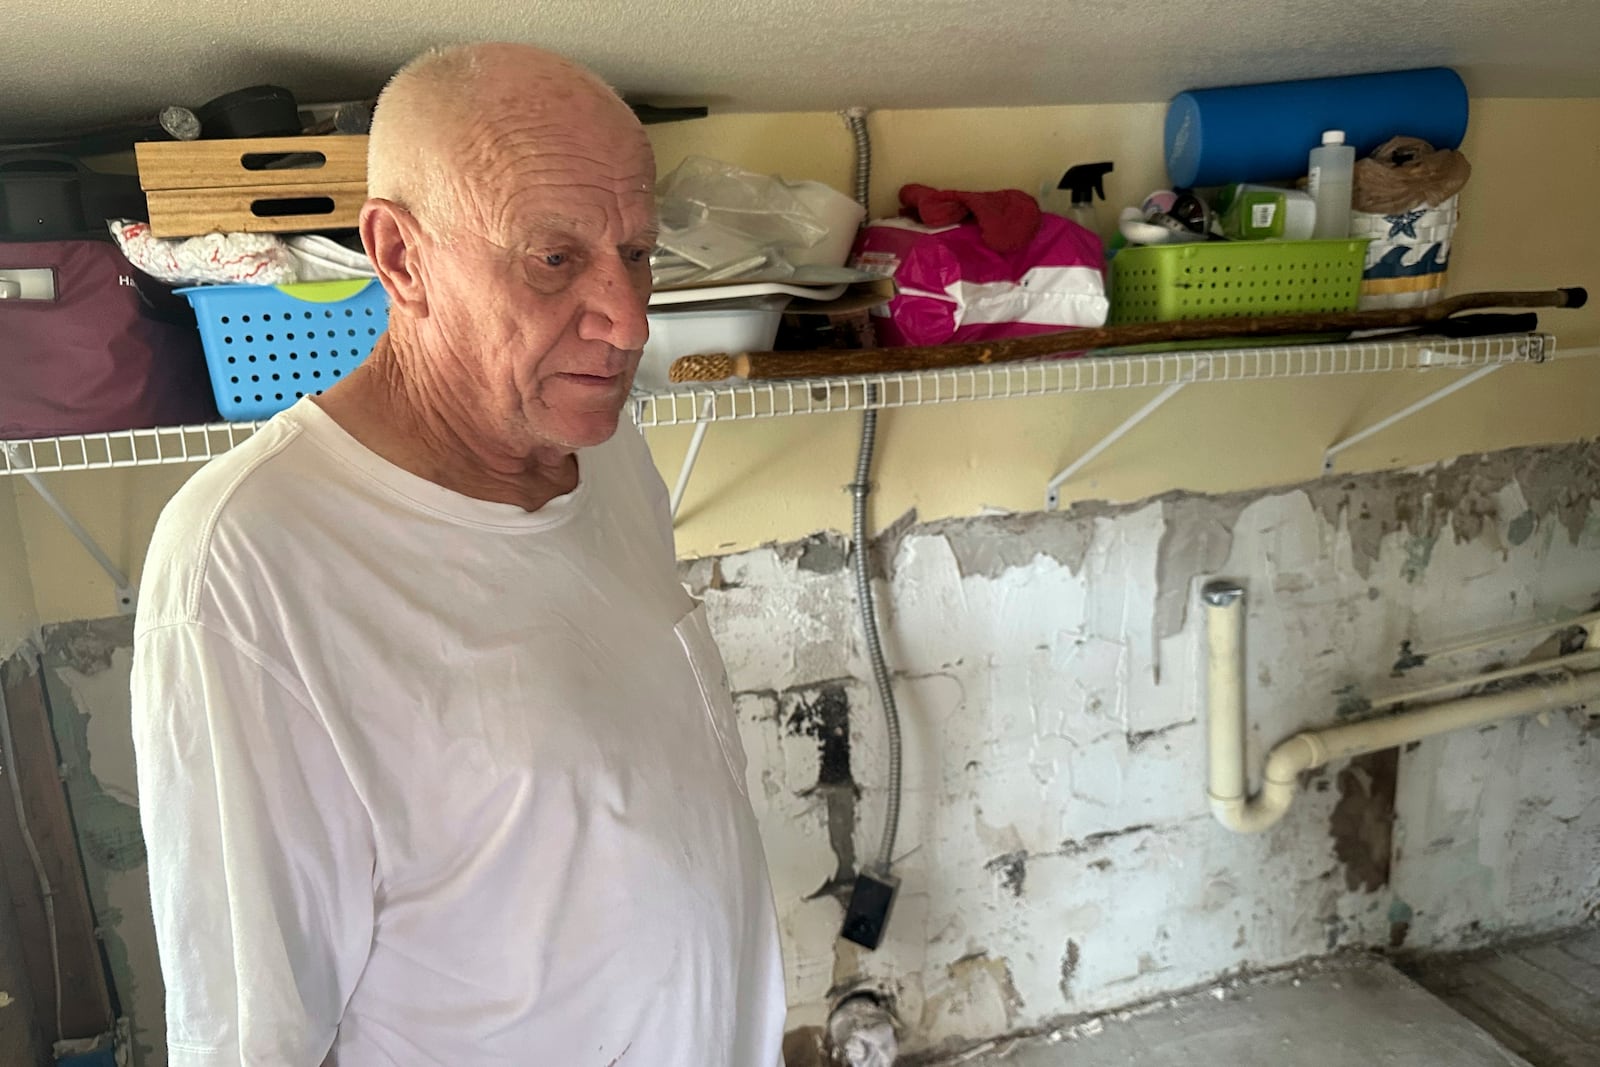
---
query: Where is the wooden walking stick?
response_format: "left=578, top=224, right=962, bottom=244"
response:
left=668, top=287, right=1587, bottom=383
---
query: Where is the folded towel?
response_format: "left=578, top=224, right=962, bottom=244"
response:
left=898, top=184, right=1041, bottom=253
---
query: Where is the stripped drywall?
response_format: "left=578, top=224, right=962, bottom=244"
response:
left=37, top=618, right=162, bottom=1067
left=31, top=439, right=1600, bottom=1063
left=685, top=440, right=1600, bottom=1055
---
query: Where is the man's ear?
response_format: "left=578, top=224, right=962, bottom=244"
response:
left=360, top=198, right=430, bottom=316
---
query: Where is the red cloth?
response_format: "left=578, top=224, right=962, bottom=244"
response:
left=898, top=184, right=1042, bottom=253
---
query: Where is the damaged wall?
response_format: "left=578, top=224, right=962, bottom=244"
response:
left=684, top=440, right=1600, bottom=1056
left=33, top=620, right=163, bottom=1067
left=0, top=94, right=1595, bottom=1065
left=22, top=440, right=1600, bottom=1062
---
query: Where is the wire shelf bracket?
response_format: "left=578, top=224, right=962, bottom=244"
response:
left=1322, top=361, right=1504, bottom=473
left=669, top=397, right=716, bottom=520
left=0, top=422, right=264, bottom=613
left=4, top=444, right=136, bottom=614
left=1045, top=378, right=1190, bottom=511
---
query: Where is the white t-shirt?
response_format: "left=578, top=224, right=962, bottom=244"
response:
left=131, top=399, right=786, bottom=1067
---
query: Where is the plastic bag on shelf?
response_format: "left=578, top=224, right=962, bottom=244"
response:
left=1351, top=137, right=1471, bottom=309
left=654, top=155, right=838, bottom=287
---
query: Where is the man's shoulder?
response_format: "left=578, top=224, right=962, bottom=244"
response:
left=137, top=411, right=322, bottom=629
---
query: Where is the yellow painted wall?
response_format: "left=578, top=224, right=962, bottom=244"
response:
left=0, top=486, right=38, bottom=655
left=651, top=98, right=1600, bottom=554
left=12, top=98, right=1600, bottom=622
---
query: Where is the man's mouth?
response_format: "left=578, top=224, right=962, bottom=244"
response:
left=557, top=372, right=622, bottom=386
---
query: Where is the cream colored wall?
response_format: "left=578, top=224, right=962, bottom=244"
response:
left=14, top=98, right=1600, bottom=621
left=16, top=466, right=191, bottom=625
left=650, top=98, right=1600, bottom=556
left=0, top=484, right=39, bottom=655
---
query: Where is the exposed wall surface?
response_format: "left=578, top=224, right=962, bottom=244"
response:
left=36, top=618, right=162, bottom=1067
left=695, top=440, right=1600, bottom=1055
left=5, top=96, right=1598, bottom=1062
left=54, top=441, right=1600, bottom=1062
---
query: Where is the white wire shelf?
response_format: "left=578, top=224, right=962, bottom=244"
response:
left=0, top=332, right=1563, bottom=475
left=2, top=421, right=266, bottom=476
left=633, top=332, right=1557, bottom=428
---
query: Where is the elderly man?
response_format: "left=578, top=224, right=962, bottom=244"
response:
left=131, top=43, right=785, bottom=1066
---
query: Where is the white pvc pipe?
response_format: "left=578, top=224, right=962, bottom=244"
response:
left=1370, top=648, right=1600, bottom=711
left=1202, top=581, right=1600, bottom=833
left=1203, top=582, right=1292, bottom=832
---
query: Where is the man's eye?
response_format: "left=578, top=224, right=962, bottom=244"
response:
left=541, top=253, right=568, bottom=268
left=623, top=247, right=650, bottom=265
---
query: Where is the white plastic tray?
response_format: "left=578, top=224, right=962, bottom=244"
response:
left=648, top=282, right=847, bottom=307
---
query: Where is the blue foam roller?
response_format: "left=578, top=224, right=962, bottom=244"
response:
left=1165, top=68, right=1469, bottom=188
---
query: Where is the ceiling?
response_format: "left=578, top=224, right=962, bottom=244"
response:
left=1, top=0, right=1594, bottom=137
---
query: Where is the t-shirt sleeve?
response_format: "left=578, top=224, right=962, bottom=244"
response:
left=132, top=621, right=375, bottom=1066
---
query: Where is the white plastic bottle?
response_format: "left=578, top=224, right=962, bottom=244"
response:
left=1308, top=129, right=1355, bottom=239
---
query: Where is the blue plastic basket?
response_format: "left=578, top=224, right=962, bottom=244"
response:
left=179, top=279, right=389, bottom=421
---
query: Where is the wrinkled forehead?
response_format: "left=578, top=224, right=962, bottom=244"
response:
left=449, top=83, right=656, bottom=242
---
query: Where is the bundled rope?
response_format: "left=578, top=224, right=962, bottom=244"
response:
left=1353, top=136, right=1472, bottom=214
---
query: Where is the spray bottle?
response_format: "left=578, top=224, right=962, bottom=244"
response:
left=1040, top=161, right=1115, bottom=237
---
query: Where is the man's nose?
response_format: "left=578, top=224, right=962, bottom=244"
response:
left=578, top=255, right=650, bottom=351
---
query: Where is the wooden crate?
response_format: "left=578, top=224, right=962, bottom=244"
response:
left=135, top=135, right=368, bottom=237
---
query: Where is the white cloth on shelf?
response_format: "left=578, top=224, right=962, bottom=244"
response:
left=109, top=218, right=298, bottom=286
left=285, top=234, right=377, bottom=281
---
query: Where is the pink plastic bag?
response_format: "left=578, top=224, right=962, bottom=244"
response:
left=851, top=215, right=1108, bottom=348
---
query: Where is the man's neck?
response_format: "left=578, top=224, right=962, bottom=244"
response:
left=311, top=335, right=579, bottom=513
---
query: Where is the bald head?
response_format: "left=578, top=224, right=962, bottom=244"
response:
left=367, top=43, right=643, bottom=238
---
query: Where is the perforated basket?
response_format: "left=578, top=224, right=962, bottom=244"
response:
left=1109, top=239, right=1369, bottom=325
left=179, top=279, right=389, bottom=421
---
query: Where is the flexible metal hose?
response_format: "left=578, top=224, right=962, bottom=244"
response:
left=841, top=107, right=902, bottom=874
left=844, top=107, right=871, bottom=208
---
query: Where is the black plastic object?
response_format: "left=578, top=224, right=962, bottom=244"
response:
left=630, top=103, right=709, bottom=125
left=0, top=153, right=148, bottom=239
left=197, top=85, right=302, bottom=139
left=1056, top=161, right=1115, bottom=207
left=840, top=871, right=899, bottom=950
left=1561, top=286, right=1588, bottom=310
left=0, top=107, right=199, bottom=157
left=1427, top=312, right=1539, bottom=338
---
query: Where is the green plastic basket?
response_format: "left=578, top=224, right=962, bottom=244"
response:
left=1109, top=238, right=1370, bottom=325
